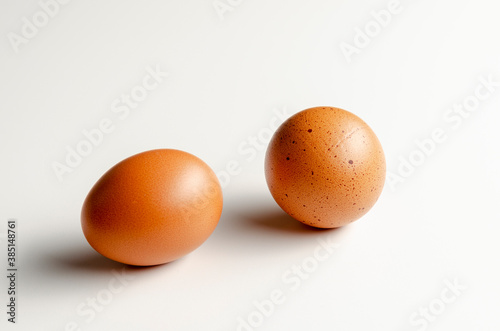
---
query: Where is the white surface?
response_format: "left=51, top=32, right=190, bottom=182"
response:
left=1, top=0, right=500, bottom=330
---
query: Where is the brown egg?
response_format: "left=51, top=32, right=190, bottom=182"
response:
left=265, top=107, right=385, bottom=228
left=81, top=149, right=223, bottom=266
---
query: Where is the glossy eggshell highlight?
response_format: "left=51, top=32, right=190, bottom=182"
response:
left=81, top=149, right=223, bottom=266
left=265, top=107, right=385, bottom=228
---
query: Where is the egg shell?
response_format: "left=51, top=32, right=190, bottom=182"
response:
left=81, top=149, right=223, bottom=266
left=265, top=107, right=386, bottom=228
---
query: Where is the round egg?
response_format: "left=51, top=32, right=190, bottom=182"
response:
left=265, top=107, right=385, bottom=228
left=81, top=149, right=223, bottom=266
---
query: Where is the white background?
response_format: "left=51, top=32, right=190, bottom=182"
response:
left=1, top=0, right=500, bottom=330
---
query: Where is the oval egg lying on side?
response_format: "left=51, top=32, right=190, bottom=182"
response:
left=81, top=149, right=223, bottom=266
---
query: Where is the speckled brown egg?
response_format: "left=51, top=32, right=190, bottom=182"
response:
left=81, top=149, right=223, bottom=266
left=265, top=107, right=385, bottom=228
